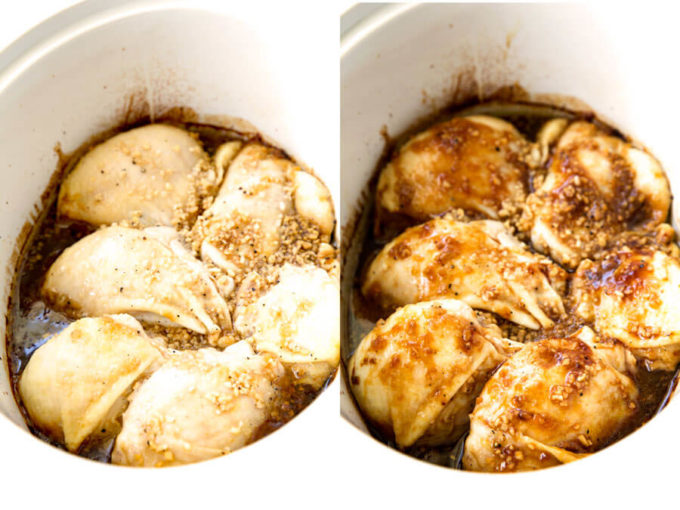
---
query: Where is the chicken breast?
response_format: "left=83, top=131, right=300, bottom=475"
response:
left=191, top=143, right=334, bottom=284
left=348, top=299, right=520, bottom=449
left=463, top=328, right=639, bottom=473
left=571, top=247, right=680, bottom=370
left=18, top=315, right=163, bottom=452
left=376, top=115, right=533, bottom=226
left=111, top=341, right=284, bottom=467
left=522, top=121, right=670, bottom=269
left=42, top=226, right=231, bottom=342
left=362, top=217, right=567, bottom=329
left=58, top=124, right=219, bottom=229
left=234, top=263, right=339, bottom=389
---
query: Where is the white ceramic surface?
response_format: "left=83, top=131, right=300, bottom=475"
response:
left=0, top=0, right=338, bottom=503
left=341, top=2, right=680, bottom=504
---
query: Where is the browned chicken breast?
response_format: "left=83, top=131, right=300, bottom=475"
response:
left=348, top=299, right=521, bottom=449
left=18, top=315, right=163, bottom=452
left=362, top=217, right=567, bottom=329
left=463, top=327, right=639, bottom=473
left=58, top=124, right=219, bottom=229
left=522, top=120, right=670, bottom=269
left=376, top=115, right=534, bottom=225
left=571, top=246, right=680, bottom=370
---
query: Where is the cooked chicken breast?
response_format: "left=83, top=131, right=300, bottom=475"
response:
left=348, top=299, right=520, bottom=449
left=58, top=124, right=220, bottom=229
left=191, top=143, right=334, bottom=282
left=376, top=115, right=533, bottom=225
left=571, top=247, right=680, bottom=370
left=463, top=328, right=639, bottom=473
left=111, top=341, right=284, bottom=467
left=18, top=315, right=163, bottom=452
left=522, top=121, right=670, bottom=269
left=42, top=226, right=231, bottom=342
left=234, top=263, right=339, bottom=389
left=362, top=217, right=567, bottom=329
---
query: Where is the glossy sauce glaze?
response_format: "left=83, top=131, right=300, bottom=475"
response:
left=7, top=120, right=333, bottom=463
left=344, top=101, right=679, bottom=469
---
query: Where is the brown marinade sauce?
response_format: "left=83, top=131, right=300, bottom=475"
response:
left=344, top=100, right=679, bottom=469
left=6, top=117, right=333, bottom=463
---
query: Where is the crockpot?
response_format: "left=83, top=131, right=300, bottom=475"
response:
left=0, top=0, right=338, bottom=503
left=340, top=3, right=680, bottom=505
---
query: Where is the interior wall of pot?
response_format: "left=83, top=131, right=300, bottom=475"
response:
left=340, top=3, right=680, bottom=426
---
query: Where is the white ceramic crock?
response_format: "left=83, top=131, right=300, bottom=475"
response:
left=0, top=0, right=338, bottom=503
left=340, top=3, right=680, bottom=505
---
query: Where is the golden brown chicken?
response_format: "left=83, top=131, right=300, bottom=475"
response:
left=362, top=217, right=567, bottom=329
left=348, top=299, right=520, bottom=449
left=571, top=246, right=680, bottom=370
left=521, top=120, right=670, bottom=269
left=376, top=115, right=534, bottom=226
left=463, top=327, right=639, bottom=473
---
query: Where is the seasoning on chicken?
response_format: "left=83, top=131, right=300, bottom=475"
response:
left=463, top=328, right=638, bottom=472
left=42, top=225, right=231, bottom=345
left=191, top=143, right=334, bottom=290
left=521, top=120, right=670, bottom=269
left=362, top=217, right=566, bottom=329
left=348, top=299, right=520, bottom=449
left=111, top=341, right=283, bottom=467
left=571, top=246, right=680, bottom=370
left=376, top=115, right=534, bottom=227
left=234, top=263, right=339, bottom=389
left=18, top=315, right=163, bottom=452
left=58, top=124, right=221, bottom=229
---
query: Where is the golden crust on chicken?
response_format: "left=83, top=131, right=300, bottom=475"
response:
left=571, top=247, right=680, bottom=370
left=376, top=115, right=533, bottom=225
left=362, top=217, right=566, bottom=329
left=521, top=121, right=670, bottom=269
left=348, top=299, right=519, bottom=449
left=463, top=329, right=639, bottom=473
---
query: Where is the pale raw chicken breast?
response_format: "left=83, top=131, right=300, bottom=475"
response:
left=58, top=124, right=219, bottom=228
left=42, top=225, right=231, bottom=342
left=111, top=341, right=284, bottom=467
left=376, top=115, right=533, bottom=225
left=192, top=143, right=335, bottom=286
left=522, top=120, right=670, bottom=269
left=362, top=217, right=567, bottom=329
left=234, top=263, right=339, bottom=389
left=18, top=315, right=163, bottom=452
left=463, top=328, right=639, bottom=473
left=571, top=247, right=680, bottom=370
left=348, top=299, right=520, bottom=449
